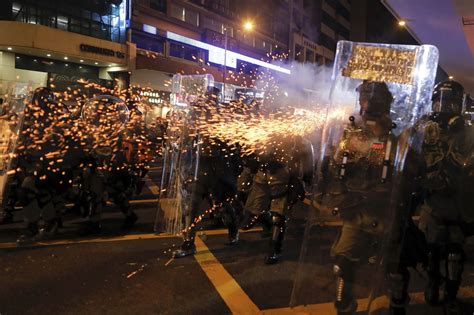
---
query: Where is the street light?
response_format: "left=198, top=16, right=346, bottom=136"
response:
left=398, top=19, right=414, bottom=27
left=244, top=21, right=254, bottom=31
left=222, top=20, right=254, bottom=102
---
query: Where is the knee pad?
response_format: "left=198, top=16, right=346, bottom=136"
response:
left=270, top=211, right=285, bottom=227
left=220, top=203, right=237, bottom=226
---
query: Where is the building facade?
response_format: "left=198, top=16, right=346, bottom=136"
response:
left=289, top=0, right=352, bottom=64
left=0, top=0, right=133, bottom=98
left=130, top=0, right=294, bottom=103
left=0, top=0, right=354, bottom=103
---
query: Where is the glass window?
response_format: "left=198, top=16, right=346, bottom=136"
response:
left=169, top=41, right=199, bottom=62
left=170, top=4, right=185, bottom=22
left=295, top=44, right=304, bottom=62
left=185, top=9, right=199, bottom=26
left=57, top=15, right=68, bottom=30
left=221, top=25, right=233, bottom=37
left=133, top=32, right=165, bottom=54
left=337, top=3, right=351, bottom=21
left=321, top=11, right=336, bottom=29
left=7, top=1, right=125, bottom=43
left=306, top=49, right=314, bottom=63
left=150, top=0, right=167, bottom=13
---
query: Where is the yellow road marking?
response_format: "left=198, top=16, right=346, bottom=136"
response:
left=145, top=181, right=160, bottom=195
left=0, top=228, right=262, bottom=249
left=194, top=236, right=261, bottom=314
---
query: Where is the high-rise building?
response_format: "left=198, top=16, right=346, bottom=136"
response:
left=289, top=0, right=352, bottom=64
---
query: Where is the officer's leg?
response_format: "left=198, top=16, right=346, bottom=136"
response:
left=79, top=171, right=104, bottom=235
left=333, top=255, right=357, bottom=315
left=264, top=179, right=289, bottom=264
left=172, top=181, right=206, bottom=258
left=214, top=178, right=239, bottom=245
left=425, top=244, right=441, bottom=305
left=17, top=176, right=41, bottom=244
left=113, top=190, right=138, bottom=230
left=35, top=195, right=58, bottom=240
left=264, top=211, right=287, bottom=265
left=388, top=265, right=410, bottom=315
left=444, top=243, right=464, bottom=311
left=0, top=178, right=17, bottom=224
left=330, top=224, right=369, bottom=314
left=218, top=202, right=239, bottom=245
left=241, top=182, right=272, bottom=237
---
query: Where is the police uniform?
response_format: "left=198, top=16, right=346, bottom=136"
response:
left=327, top=81, right=414, bottom=314
left=243, top=135, right=313, bottom=264
left=417, top=80, right=474, bottom=312
left=16, top=88, right=71, bottom=243
left=172, top=93, right=242, bottom=258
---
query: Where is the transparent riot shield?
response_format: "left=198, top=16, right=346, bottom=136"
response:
left=290, top=41, right=439, bottom=313
left=0, top=93, right=30, bottom=212
left=155, top=74, right=214, bottom=234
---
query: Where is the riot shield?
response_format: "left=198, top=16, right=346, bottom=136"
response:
left=290, top=41, right=439, bottom=313
left=155, top=74, right=214, bottom=234
left=0, top=93, right=29, bottom=213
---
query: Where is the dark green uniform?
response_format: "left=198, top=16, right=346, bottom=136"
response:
left=243, top=136, right=313, bottom=264
left=418, top=116, right=474, bottom=308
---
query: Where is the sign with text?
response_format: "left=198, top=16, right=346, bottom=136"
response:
left=80, top=44, right=125, bottom=59
left=342, top=45, right=417, bottom=85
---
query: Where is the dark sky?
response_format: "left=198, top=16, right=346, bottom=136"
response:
left=365, top=0, right=418, bottom=45
left=364, top=0, right=447, bottom=81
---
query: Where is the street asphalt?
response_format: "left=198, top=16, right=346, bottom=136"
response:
left=0, top=173, right=474, bottom=314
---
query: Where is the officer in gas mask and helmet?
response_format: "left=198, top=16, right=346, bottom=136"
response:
left=418, top=79, right=474, bottom=314
left=16, top=87, right=74, bottom=244
left=326, top=80, right=418, bottom=315
left=172, top=87, right=241, bottom=258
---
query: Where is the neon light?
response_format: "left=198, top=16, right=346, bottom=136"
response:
left=143, top=24, right=157, bottom=35
left=166, top=31, right=291, bottom=74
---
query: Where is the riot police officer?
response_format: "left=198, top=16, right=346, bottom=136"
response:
left=418, top=79, right=474, bottom=314
left=78, top=95, right=138, bottom=235
left=326, top=81, right=412, bottom=314
left=172, top=88, right=241, bottom=258
left=16, top=87, right=71, bottom=244
left=241, top=125, right=313, bottom=265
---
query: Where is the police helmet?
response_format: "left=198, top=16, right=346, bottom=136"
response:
left=356, top=80, right=393, bottom=117
left=432, top=79, right=464, bottom=115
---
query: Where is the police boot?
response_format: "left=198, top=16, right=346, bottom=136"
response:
left=333, top=257, right=357, bottom=315
left=38, top=218, right=61, bottom=239
left=388, top=269, right=410, bottom=315
left=424, top=246, right=441, bottom=305
left=172, top=239, right=197, bottom=258
left=16, top=222, right=40, bottom=245
left=221, top=203, right=239, bottom=245
left=264, top=212, right=286, bottom=265
left=444, top=248, right=464, bottom=314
